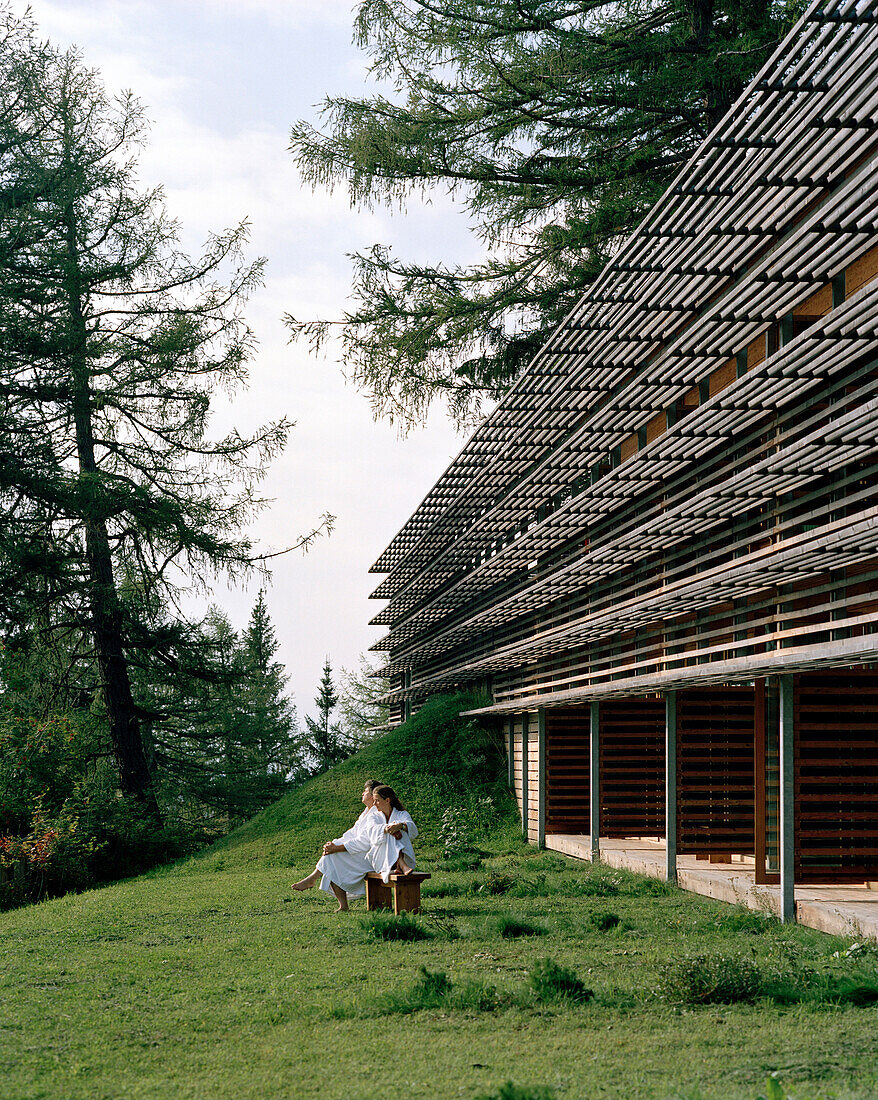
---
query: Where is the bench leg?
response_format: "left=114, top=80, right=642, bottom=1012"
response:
left=393, top=880, right=422, bottom=914
left=366, top=877, right=393, bottom=911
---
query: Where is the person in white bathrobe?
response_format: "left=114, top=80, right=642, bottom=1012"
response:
left=291, top=779, right=384, bottom=910
left=369, top=785, right=418, bottom=881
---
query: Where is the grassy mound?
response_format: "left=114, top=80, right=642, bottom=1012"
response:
left=195, top=693, right=519, bottom=871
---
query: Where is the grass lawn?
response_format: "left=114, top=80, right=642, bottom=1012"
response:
left=3, top=701, right=878, bottom=1099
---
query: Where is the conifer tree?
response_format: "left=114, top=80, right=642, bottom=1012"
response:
left=289, top=0, right=804, bottom=426
left=303, top=660, right=352, bottom=773
left=0, top=16, right=324, bottom=814
left=238, top=590, right=302, bottom=786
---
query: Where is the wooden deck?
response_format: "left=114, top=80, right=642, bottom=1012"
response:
left=546, top=834, right=878, bottom=942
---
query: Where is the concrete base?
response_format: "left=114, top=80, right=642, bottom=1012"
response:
left=546, top=834, right=878, bottom=942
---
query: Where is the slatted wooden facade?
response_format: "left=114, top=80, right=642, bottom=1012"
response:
left=370, top=1, right=878, bottom=903
left=600, top=700, right=665, bottom=839
left=544, top=708, right=590, bottom=835
left=795, top=671, right=878, bottom=883
left=677, top=688, right=756, bottom=859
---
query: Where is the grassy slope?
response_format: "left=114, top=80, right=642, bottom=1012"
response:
left=2, top=698, right=878, bottom=1100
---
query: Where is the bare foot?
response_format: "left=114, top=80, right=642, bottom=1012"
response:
left=291, top=869, right=320, bottom=891
left=396, top=855, right=414, bottom=876
left=330, top=882, right=348, bottom=911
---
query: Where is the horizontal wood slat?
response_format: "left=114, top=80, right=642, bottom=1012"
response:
left=794, top=671, right=878, bottom=883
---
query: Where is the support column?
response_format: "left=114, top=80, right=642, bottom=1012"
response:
left=589, top=701, right=600, bottom=862
left=507, top=716, right=514, bottom=788
left=665, top=690, right=677, bottom=884
left=779, top=674, right=796, bottom=922
left=537, top=708, right=546, bottom=849
left=521, top=711, right=529, bottom=841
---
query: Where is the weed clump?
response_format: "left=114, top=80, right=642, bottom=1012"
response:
left=495, top=916, right=548, bottom=939
left=588, top=910, right=624, bottom=932
left=763, top=970, right=878, bottom=1007
left=379, top=966, right=502, bottom=1015
left=475, top=1084, right=556, bottom=1100
left=570, top=873, right=621, bottom=898
left=480, top=870, right=515, bottom=895
left=358, top=912, right=430, bottom=942
left=658, top=953, right=762, bottom=1005
left=714, top=909, right=779, bottom=935
left=528, top=958, right=593, bottom=1004
left=441, top=853, right=483, bottom=872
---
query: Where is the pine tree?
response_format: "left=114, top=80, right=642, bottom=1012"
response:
left=238, top=590, right=302, bottom=787
left=289, top=0, right=804, bottom=426
left=303, top=660, right=352, bottom=773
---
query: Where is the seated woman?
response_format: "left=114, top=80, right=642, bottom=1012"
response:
left=369, top=784, right=418, bottom=881
left=291, top=779, right=383, bottom=911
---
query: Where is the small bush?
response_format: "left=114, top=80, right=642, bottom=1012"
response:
left=570, top=873, right=621, bottom=898
left=378, top=966, right=502, bottom=1015
left=475, top=1084, right=556, bottom=1100
left=358, top=912, right=430, bottom=942
left=588, top=910, right=623, bottom=932
left=422, top=910, right=460, bottom=940
left=528, top=958, right=593, bottom=1004
left=438, top=805, right=477, bottom=859
left=509, top=873, right=557, bottom=897
left=763, top=970, right=878, bottom=1007
left=659, top=953, right=762, bottom=1005
left=495, top=916, right=547, bottom=939
left=480, top=870, right=515, bottom=895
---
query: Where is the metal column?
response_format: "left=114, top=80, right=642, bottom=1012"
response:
left=521, top=711, right=529, bottom=842
left=665, top=690, right=677, bottom=884
left=537, top=708, right=546, bottom=849
left=589, top=701, right=600, bottom=862
left=779, top=675, right=796, bottom=922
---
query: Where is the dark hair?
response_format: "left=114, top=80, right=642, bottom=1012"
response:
left=364, top=779, right=382, bottom=792
left=373, top=784, right=405, bottom=811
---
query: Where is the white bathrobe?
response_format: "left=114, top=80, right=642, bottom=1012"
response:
left=316, top=806, right=383, bottom=898
left=367, top=808, right=418, bottom=882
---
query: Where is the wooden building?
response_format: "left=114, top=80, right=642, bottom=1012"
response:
left=369, top=0, right=878, bottom=920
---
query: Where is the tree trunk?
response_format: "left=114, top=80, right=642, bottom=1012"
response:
left=63, top=208, right=161, bottom=820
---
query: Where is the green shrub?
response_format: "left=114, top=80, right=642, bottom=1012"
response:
left=762, top=970, right=878, bottom=1007
left=570, top=873, right=621, bottom=898
left=358, top=911, right=430, bottom=942
left=659, top=953, right=762, bottom=1005
left=377, top=966, right=502, bottom=1015
left=422, top=910, right=460, bottom=940
left=475, top=1084, right=555, bottom=1100
left=480, top=870, right=515, bottom=895
left=495, top=916, right=547, bottom=939
left=588, top=910, right=623, bottom=932
left=528, top=958, right=593, bottom=1004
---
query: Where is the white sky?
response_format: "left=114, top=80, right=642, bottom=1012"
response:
left=19, top=0, right=475, bottom=718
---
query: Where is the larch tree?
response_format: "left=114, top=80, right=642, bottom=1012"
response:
left=0, top=17, right=323, bottom=817
left=289, top=0, right=804, bottom=426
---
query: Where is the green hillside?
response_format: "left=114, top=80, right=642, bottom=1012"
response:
left=201, top=692, right=519, bottom=870
left=2, top=696, right=878, bottom=1100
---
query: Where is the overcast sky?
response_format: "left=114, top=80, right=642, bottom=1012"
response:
left=18, top=0, right=476, bottom=718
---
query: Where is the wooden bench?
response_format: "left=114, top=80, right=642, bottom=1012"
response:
left=365, top=871, right=430, bottom=914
